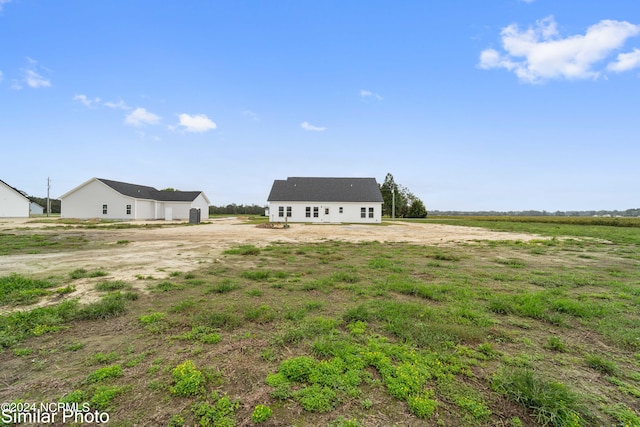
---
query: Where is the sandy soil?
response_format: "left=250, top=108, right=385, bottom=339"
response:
left=0, top=217, right=542, bottom=311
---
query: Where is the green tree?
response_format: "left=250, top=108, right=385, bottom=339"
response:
left=380, top=173, right=406, bottom=217
left=379, top=173, right=427, bottom=218
left=407, top=198, right=428, bottom=218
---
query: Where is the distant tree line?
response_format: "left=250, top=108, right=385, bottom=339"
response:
left=29, top=197, right=61, bottom=214
left=209, top=204, right=266, bottom=215
left=379, top=173, right=428, bottom=218
left=429, top=209, right=640, bottom=217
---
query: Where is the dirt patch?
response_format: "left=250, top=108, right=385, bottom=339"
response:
left=0, top=218, right=542, bottom=310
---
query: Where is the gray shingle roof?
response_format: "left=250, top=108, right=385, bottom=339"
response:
left=97, top=178, right=202, bottom=202
left=267, top=177, right=383, bottom=203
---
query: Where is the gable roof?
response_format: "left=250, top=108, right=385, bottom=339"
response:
left=0, top=179, right=30, bottom=201
left=267, top=177, right=383, bottom=203
left=60, top=178, right=209, bottom=204
left=96, top=178, right=206, bottom=202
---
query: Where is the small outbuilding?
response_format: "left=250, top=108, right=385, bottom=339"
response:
left=60, top=178, right=210, bottom=220
left=0, top=179, right=30, bottom=218
left=267, top=177, right=383, bottom=223
left=30, top=201, right=45, bottom=215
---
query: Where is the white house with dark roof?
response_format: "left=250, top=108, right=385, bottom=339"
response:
left=0, top=179, right=30, bottom=218
left=60, top=178, right=210, bottom=220
left=267, top=177, right=383, bottom=223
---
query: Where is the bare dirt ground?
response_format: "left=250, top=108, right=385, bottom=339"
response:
left=0, top=217, right=542, bottom=311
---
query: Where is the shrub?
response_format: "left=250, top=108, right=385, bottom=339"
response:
left=87, top=365, right=123, bottom=383
left=279, top=356, right=316, bottom=382
left=90, top=385, right=125, bottom=410
left=251, top=404, right=273, bottom=423
left=192, top=392, right=239, bottom=426
left=407, top=392, right=438, bottom=419
left=171, top=360, right=206, bottom=397
left=294, top=384, right=338, bottom=412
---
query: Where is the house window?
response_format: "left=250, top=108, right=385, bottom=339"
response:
left=313, top=207, right=319, bottom=218
left=339, top=207, right=343, bottom=214
left=306, top=207, right=311, bottom=218
left=126, top=204, right=132, bottom=215
left=286, top=206, right=292, bottom=217
left=369, top=207, right=374, bottom=218
left=325, top=208, right=329, bottom=215
left=102, top=204, right=108, bottom=215
left=361, top=207, right=366, bottom=218
left=278, top=206, right=284, bottom=217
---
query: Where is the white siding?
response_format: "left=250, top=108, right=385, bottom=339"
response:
left=61, top=179, right=135, bottom=219
left=61, top=178, right=210, bottom=220
left=268, top=201, right=381, bottom=224
left=0, top=182, right=30, bottom=218
left=163, top=202, right=192, bottom=220
left=30, top=202, right=44, bottom=215
left=135, top=200, right=155, bottom=220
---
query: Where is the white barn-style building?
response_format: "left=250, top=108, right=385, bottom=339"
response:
left=267, top=177, right=383, bottom=224
left=30, top=201, right=45, bottom=215
left=60, top=178, right=210, bottom=220
left=0, top=179, right=30, bottom=218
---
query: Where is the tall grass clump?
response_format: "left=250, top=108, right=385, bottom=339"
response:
left=77, top=292, right=134, bottom=320
left=0, top=299, right=79, bottom=347
left=492, top=368, right=587, bottom=427
left=0, top=274, right=59, bottom=306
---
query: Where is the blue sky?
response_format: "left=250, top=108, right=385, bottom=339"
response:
left=1, top=0, right=639, bottom=211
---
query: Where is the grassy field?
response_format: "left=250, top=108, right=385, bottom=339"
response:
left=1, top=219, right=639, bottom=426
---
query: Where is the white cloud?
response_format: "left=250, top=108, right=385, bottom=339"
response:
left=520, top=0, right=535, bottom=3
left=0, top=70, right=3, bottom=83
left=24, top=69, right=51, bottom=88
left=176, top=113, right=217, bottom=133
left=479, top=16, right=640, bottom=83
left=360, top=89, right=382, bottom=100
left=301, top=121, right=327, bottom=132
left=125, top=108, right=160, bottom=127
left=104, top=99, right=130, bottom=110
left=73, top=94, right=101, bottom=108
left=607, top=48, right=640, bottom=72
left=242, top=110, right=260, bottom=121
left=0, top=0, right=11, bottom=11
left=14, top=57, right=52, bottom=89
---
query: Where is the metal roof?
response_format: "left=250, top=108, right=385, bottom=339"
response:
left=267, top=177, right=383, bottom=203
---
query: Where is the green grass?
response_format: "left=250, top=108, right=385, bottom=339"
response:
left=0, top=274, right=59, bottom=306
left=0, top=232, right=90, bottom=255
left=1, top=219, right=640, bottom=426
left=493, top=368, right=587, bottom=426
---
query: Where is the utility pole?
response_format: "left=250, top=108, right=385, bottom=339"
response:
left=46, top=177, right=51, bottom=217
left=392, top=187, right=395, bottom=219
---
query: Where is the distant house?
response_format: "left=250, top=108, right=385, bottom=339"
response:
left=0, top=179, right=30, bottom=218
left=30, top=201, right=44, bottom=215
left=60, top=178, right=210, bottom=220
left=267, top=177, right=383, bottom=223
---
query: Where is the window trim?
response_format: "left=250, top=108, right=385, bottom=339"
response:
left=278, top=206, right=284, bottom=217
left=360, top=207, right=366, bottom=218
